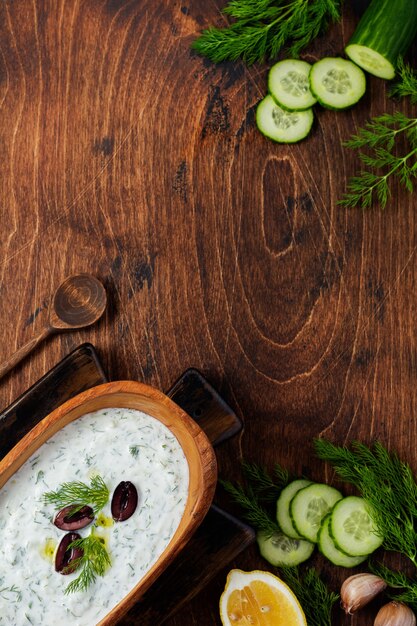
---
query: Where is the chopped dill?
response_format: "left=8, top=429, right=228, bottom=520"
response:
left=0, top=584, right=22, bottom=602
left=129, top=445, right=140, bottom=458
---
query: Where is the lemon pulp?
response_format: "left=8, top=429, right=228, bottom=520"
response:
left=220, top=569, right=306, bottom=626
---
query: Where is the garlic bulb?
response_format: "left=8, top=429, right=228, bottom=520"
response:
left=374, top=601, right=416, bottom=626
left=341, top=573, right=387, bottom=614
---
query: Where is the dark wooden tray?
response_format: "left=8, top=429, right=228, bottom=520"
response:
left=0, top=344, right=255, bottom=624
left=0, top=343, right=107, bottom=457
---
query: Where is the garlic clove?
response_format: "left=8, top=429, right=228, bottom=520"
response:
left=341, top=573, right=387, bottom=614
left=374, top=601, right=416, bottom=626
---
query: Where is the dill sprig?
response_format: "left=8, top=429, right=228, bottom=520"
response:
left=340, top=59, right=417, bottom=210
left=220, top=478, right=281, bottom=535
left=339, top=112, right=417, bottom=209
left=390, top=59, right=417, bottom=104
left=220, top=460, right=290, bottom=532
left=43, top=475, right=109, bottom=515
left=370, top=562, right=417, bottom=613
left=242, top=460, right=289, bottom=502
left=64, top=534, right=111, bottom=595
left=280, top=566, right=339, bottom=626
left=192, top=0, right=341, bottom=65
left=315, top=439, right=417, bottom=567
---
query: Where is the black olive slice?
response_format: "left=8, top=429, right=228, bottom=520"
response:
left=54, top=504, right=94, bottom=531
left=111, top=481, right=138, bottom=522
left=55, top=532, right=83, bottom=574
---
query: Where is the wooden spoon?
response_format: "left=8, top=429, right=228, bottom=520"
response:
left=0, top=274, right=107, bottom=381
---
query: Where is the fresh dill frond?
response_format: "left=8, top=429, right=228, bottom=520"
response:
left=64, top=534, right=111, bottom=594
left=192, top=0, right=342, bottom=65
left=242, top=460, right=289, bottom=502
left=272, top=462, right=290, bottom=488
left=370, top=561, right=413, bottom=589
left=315, top=439, right=417, bottom=567
left=43, top=475, right=109, bottom=515
left=390, top=59, right=417, bottom=104
left=280, top=566, right=339, bottom=626
left=370, top=562, right=417, bottom=613
left=339, top=112, right=417, bottom=209
left=220, top=478, right=280, bottom=535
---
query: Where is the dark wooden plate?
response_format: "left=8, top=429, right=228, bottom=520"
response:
left=0, top=344, right=255, bottom=624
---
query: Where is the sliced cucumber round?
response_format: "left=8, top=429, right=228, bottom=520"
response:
left=309, top=57, right=366, bottom=110
left=290, top=483, right=343, bottom=543
left=330, top=496, right=383, bottom=557
left=257, top=530, right=315, bottom=567
left=276, top=479, right=312, bottom=539
left=268, top=59, right=317, bottom=111
left=256, top=95, right=314, bottom=143
left=318, top=514, right=367, bottom=568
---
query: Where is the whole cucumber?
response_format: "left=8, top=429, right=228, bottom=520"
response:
left=346, top=0, right=417, bottom=79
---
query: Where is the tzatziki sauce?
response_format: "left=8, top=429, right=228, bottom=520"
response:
left=0, top=407, right=190, bottom=625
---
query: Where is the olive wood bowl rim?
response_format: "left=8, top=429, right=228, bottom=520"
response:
left=0, top=380, right=218, bottom=625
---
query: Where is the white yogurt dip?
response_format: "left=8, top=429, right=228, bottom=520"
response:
left=0, top=407, right=189, bottom=625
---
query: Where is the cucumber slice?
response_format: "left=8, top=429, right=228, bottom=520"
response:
left=290, top=483, right=343, bottom=543
left=268, top=60, right=317, bottom=111
left=318, top=514, right=367, bottom=568
left=256, top=95, right=313, bottom=143
left=309, top=57, right=366, bottom=110
left=346, top=0, right=417, bottom=80
left=345, top=45, right=395, bottom=81
left=330, top=496, right=383, bottom=557
left=257, top=530, right=314, bottom=567
left=276, top=479, right=312, bottom=539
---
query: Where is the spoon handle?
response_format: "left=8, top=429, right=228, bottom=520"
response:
left=0, top=326, right=53, bottom=381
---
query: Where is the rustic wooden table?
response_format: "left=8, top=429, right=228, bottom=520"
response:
left=1, top=1, right=416, bottom=624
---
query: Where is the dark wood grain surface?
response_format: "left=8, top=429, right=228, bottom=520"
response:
left=0, top=1, right=416, bottom=624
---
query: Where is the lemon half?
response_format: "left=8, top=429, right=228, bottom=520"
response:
left=219, top=569, right=307, bottom=626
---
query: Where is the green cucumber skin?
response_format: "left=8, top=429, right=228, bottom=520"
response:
left=257, top=531, right=315, bottom=567
left=276, top=479, right=312, bottom=539
left=327, top=519, right=363, bottom=557
left=268, top=60, right=317, bottom=111
left=348, top=0, right=417, bottom=70
left=310, top=91, right=363, bottom=112
left=289, top=483, right=343, bottom=543
left=309, top=58, right=366, bottom=110
left=269, top=93, right=314, bottom=113
left=328, top=497, right=384, bottom=557
left=256, top=97, right=314, bottom=144
left=318, top=515, right=368, bottom=568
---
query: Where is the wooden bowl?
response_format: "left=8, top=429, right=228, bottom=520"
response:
left=0, top=380, right=218, bottom=625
